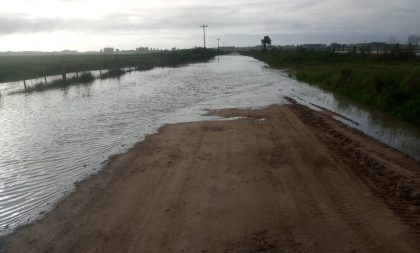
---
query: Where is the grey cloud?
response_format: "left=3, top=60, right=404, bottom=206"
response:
left=0, top=4, right=307, bottom=35
left=0, top=0, right=419, bottom=45
left=0, top=14, right=63, bottom=34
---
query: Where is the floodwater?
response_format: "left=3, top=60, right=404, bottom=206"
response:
left=0, top=55, right=419, bottom=235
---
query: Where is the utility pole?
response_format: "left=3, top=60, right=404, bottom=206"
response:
left=200, top=24, right=208, bottom=48
left=217, top=38, right=220, bottom=49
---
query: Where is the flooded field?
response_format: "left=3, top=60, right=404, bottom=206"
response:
left=1, top=55, right=420, bottom=235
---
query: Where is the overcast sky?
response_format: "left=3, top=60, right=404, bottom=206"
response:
left=0, top=0, right=419, bottom=51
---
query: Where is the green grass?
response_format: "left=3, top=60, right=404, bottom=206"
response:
left=243, top=49, right=420, bottom=125
left=4, top=48, right=221, bottom=94
left=0, top=48, right=218, bottom=83
left=99, top=69, right=126, bottom=79
left=9, top=73, right=95, bottom=95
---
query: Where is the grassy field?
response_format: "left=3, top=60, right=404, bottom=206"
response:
left=2, top=48, right=220, bottom=94
left=0, top=48, right=218, bottom=84
left=243, top=49, right=420, bottom=125
left=8, top=73, right=95, bottom=95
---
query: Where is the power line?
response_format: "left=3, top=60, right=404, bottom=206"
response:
left=200, top=24, right=208, bottom=48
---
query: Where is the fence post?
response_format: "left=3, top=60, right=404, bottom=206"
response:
left=60, top=60, right=67, bottom=81
left=44, top=77, right=48, bottom=85
left=23, top=79, right=27, bottom=90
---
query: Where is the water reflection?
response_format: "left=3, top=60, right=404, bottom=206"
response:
left=0, top=55, right=419, bottom=236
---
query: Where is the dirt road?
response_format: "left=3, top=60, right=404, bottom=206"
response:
left=2, top=100, right=420, bottom=253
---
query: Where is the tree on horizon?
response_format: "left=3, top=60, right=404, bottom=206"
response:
left=261, top=36, right=272, bottom=49
left=407, top=35, right=419, bottom=57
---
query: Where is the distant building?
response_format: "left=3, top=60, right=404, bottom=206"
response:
left=370, top=42, right=388, bottom=48
left=136, top=47, right=149, bottom=53
left=103, top=47, right=114, bottom=53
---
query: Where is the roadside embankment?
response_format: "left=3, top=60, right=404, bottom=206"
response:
left=243, top=50, right=420, bottom=125
left=0, top=48, right=221, bottom=92
left=1, top=101, right=420, bottom=253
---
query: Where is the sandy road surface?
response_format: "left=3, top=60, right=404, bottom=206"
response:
left=2, top=100, right=420, bottom=253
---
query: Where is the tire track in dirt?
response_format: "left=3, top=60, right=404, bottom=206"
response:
left=286, top=97, right=420, bottom=237
left=274, top=109, right=383, bottom=252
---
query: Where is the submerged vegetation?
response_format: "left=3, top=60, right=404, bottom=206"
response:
left=9, top=73, right=95, bottom=95
left=243, top=49, right=420, bottom=125
left=99, top=69, right=126, bottom=79
left=3, top=48, right=219, bottom=94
